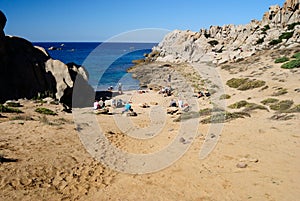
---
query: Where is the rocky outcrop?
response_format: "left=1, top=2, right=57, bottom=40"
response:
left=0, top=11, right=93, bottom=109
left=148, top=0, right=300, bottom=65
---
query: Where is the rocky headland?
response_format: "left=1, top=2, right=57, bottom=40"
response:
left=140, top=0, right=299, bottom=65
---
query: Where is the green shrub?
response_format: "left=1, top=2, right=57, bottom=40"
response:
left=275, top=56, right=289, bottom=63
left=228, top=100, right=249, bottom=109
left=270, top=100, right=294, bottom=111
left=219, top=94, right=231, bottom=100
left=226, top=78, right=248, bottom=88
left=35, top=107, right=57, bottom=115
left=242, top=103, right=269, bottom=112
left=281, top=59, right=300, bottom=69
left=292, top=52, right=300, bottom=59
left=0, top=104, right=23, bottom=113
left=208, top=40, right=219, bottom=46
left=5, top=102, right=22, bottom=107
left=286, top=104, right=300, bottom=113
left=256, top=38, right=264, bottom=44
left=226, top=78, right=265, bottom=90
left=261, top=98, right=279, bottom=105
left=228, top=101, right=268, bottom=112
left=269, top=39, right=282, bottom=45
left=238, top=80, right=266, bottom=90
left=272, top=88, right=288, bottom=96
left=279, top=31, right=294, bottom=40
left=287, top=22, right=300, bottom=30
left=262, top=25, right=270, bottom=32
left=200, top=111, right=250, bottom=124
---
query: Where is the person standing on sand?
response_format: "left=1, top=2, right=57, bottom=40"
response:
left=118, top=82, right=122, bottom=94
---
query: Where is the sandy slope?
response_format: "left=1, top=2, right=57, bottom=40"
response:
left=1, top=47, right=300, bottom=201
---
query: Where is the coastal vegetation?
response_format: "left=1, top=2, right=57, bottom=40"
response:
left=226, top=78, right=266, bottom=90
left=272, top=88, right=288, bottom=96
left=200, top=111, right=251, bottom=124
left=274, top=56, right=289, bottom=63
left=269, top=100, right=294, bottom=111
left=34, top=107, right=57, bottom=115
left=0, top=104, right=23, bottom=113
left=228, top=100, right=268, bottom=111
left=219, top=94, right=231, bottom=100
left=261, top=98, right=279, bottom=105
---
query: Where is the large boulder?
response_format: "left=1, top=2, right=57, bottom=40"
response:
left=0, top=11, right=93, bottom=109
left=0, top=10, right=6, bottom=39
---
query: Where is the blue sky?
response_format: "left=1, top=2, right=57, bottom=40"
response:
left=0, top=0, right=285, bottom=42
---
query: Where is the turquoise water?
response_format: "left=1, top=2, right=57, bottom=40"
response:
left=33, top=42, right=156, bottom=91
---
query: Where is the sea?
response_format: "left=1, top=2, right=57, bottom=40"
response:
left=33, top=42, right=157, bottom=91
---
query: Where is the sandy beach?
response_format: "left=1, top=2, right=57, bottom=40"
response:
left=1, top=46, right=300, bottom=200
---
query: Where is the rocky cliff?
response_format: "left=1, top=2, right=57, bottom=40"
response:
left=148, top=0, right=300, bottom=65
left=0, top=11, right=93, bottom=109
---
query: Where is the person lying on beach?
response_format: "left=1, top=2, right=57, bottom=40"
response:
left=122, top=102, right=132, bottom=114
left=197, top=91, right=204, bottom=98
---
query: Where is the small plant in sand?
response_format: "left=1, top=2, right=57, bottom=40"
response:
left=272, top=88, right=288, bottom=96
left=5, top=102, right=22, bottom=107
left=261, top=98, right=279, bottom=105
left=200, top=111, right=250, bottom=124
left=292, top=52, right=300, bottom=59
left=270, top=113, right=295, bottom=121
left=226, top=78, right=265, bottom=90
left=0, top=104, right=23, bottom=113
left=281, top=59, right=300, bottom=69
left=274, top=56, right=289, bottom=63
left=269, top=100, right=294, bottom=111
left=10, top=115, right=33, bottom=121
left=219, top=94, right=231, bottom=100
left=228, top=100, right=268, bottom=112
left=286, top=104, right=300, bottom=113
left=35, top=107, right=57, bottom=115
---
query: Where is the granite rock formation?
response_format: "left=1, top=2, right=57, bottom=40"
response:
left=0, top=11, right=93, bottom=108
left=148, top=0, right=300, bottom=65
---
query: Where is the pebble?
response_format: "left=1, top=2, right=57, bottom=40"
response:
left=236, top=162, right=247, bottom=168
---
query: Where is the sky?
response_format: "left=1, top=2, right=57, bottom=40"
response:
left=0, top=0, right=286, bottom=42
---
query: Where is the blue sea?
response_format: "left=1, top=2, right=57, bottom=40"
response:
left=33, top=42, right=157, bottom=91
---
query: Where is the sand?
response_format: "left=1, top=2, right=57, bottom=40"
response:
left=1, top=47, right=300, bottom=201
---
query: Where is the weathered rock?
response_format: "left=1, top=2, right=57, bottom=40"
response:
left=0, top=11, right=94, bottom=109
left=148, top=0, right=300, bottom=65
left=0, top=10, right=6, bottom=39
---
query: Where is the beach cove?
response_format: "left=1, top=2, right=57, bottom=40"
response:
left=1, top=0, right=300, bottom=200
